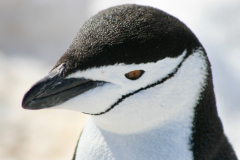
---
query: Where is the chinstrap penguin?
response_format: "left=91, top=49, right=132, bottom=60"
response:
left=22, top=4, right=238, bottom=160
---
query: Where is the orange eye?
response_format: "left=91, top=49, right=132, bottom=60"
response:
left=125, top=70, right=145, bottom=80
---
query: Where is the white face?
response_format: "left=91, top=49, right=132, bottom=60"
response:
left=55, top=49, right=207, bottom=133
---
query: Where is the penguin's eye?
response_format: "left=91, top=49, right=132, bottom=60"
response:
left=125, top=70, right=145, bottom=80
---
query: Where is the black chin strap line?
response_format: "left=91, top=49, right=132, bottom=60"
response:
left=83, top=49, right=194, bottom=116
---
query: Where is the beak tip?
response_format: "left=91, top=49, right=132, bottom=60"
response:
left=21, top=91, right=32, bottom=109
left=21, top=99, right=31, bottom=110
left=21, top=100, right=41, bottom=110
left=21, top=92, right=40, bottom=110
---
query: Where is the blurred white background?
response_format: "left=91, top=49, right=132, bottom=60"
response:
left=0, top=0, right=239, bottom=159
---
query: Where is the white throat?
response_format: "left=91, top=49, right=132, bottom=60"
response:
left=76, top=49, right=208, bottom=160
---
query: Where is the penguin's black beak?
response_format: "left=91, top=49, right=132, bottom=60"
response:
left=22, top=64, right=106, bottom=110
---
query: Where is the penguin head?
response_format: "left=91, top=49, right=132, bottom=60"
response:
left=22, top=4, right=208, bottom=133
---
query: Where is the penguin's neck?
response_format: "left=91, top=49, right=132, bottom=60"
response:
left=76, top=116, right=194, bottom=160
left=75, top=50, right=209, bottom=160
left=76, top=100, right=198, bottom=160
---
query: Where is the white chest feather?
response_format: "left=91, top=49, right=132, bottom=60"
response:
left=75, top=50, right=208, bottom=160
left=76, top=117, right=192, bottom=160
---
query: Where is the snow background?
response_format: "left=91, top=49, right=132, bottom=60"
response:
left=0, top=0, right=239, bottom=159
